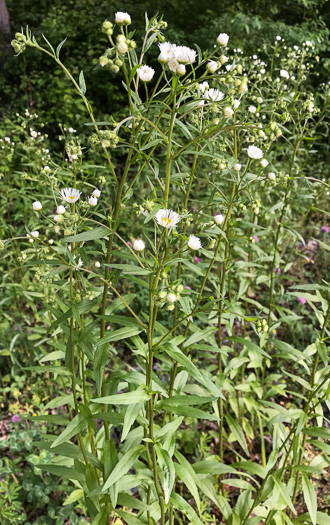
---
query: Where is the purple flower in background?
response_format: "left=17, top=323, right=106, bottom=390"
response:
left=252, top=235, right=259, bottom=243
left=297, top=297, right=307, bottom=304
left=127, top=241, right=132, bottom=246
left=185, top=286, right=191, bottom=294
left=11, top=415, right=21, bottom=423
left=321, top=226, right=329, bottom=233
left=273, top=268, right=282, bottom=274
left=194, top=256, right=200, bottom=264
left=109, top=267, right=113, bottom=271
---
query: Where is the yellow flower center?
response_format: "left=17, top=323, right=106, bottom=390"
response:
left=161, top=218, right=171, bottom=226
left=69, top=195, right=75, bottom=200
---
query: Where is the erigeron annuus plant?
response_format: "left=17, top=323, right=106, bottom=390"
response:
left=7, top=12, right=330, bottom=525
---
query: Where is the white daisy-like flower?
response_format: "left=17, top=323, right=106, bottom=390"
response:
left=92, top=188, right=101, bottom=198
left=214, top=214, right=225, bottom=225
left=115, top=11, right=131, bottom=25
left=247, top=145, right=263, bottom=160
left=158, top=42, right=176, bottom=64
left=260, top=159, right=269, bottom=168
left=30, top=130, right=37, bottom=138
left=280, top=69, right=289, bottom=79
left=33, top=201, right=42, bottom=211
left=73, top=257, right=83, bottom=270
left=29, top=231, right=39, bottom=238
left=167, top=293, right=177, bottom=303
left=174, top=46, right=196, bottom=65
left=268, top=172, right=276, bottom=180
left=233, top=99, right=240, bottom=109
left=207, top=60, right=218, bottom=73
left=57, top=205, right=66, bottom=214
left=88, top=196, right=98, bottom=206
left=217, top=33, right=229, bottom=46
left=137, top=65, right=155, bottom=82
left=133, top=239, right=145, bottom=251
left=224, top=107, right=233, bottom=117
left=188, top=235, right=202, bottom=250
left=233, top=163, right=242, bottom=171
left=204, top=88, right=224, bottom=102
left=155, top=209, right=181, bottom=230
left=60, top=187, right=81, bottom=204
left=249, top=105, right=257, bottom=113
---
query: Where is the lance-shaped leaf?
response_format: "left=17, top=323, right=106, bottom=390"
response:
left=102, top=445, right=144, bottom=491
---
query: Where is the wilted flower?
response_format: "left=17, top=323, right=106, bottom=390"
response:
left=214, top=214, right=225, bottom=225
left=92, top=188, right=101, bottom=198
left=33, top=201, right=42, bottom=211
left=133, top=239, right=145, bottom=251
left=88, top=196, right=98, bottom=206
left=155, top=209, right=181, bottom=230
left=115, top=11, right=131, bottom=25
left=280, top=69, right=290, bottom=79
left=167, top=293, right=177, bottom=303
left=204, top=89, right=224, bottom=102
left=188, top=235, right=202, bottom=250
left=224, top=107, right=233, bottom=117
left=207, top=61, right=218, bottom=73
left=247, top=145, right=263, bottom=160
left=57, top=205, right=66, bottom=214
left=137, top=65, right=155, bottom=82
left=217, top=33, right=229, bottom=46
left=60, top=187, right=81, bottom=204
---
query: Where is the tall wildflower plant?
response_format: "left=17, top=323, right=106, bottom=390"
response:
left=8, top=14, right=330, bottom=525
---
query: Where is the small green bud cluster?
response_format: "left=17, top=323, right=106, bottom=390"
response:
left=0, top=240, right=5, bottom=250
left=252, top=199, right=261, bottom=215
left=238, top=202, right=247, bottom=211
left=102, top=20, right=114, bottom=36
left=256, top=318, right=268, bottom=334
left=11, top=33, right=27, bottom=55
left=66, top=140, right=82, bottom=162
left=90, top=130, right=119, bottom=149
left=268, top=122, right=282, bottom=141
left=33, top=266, right=54, bottom=285
left=156, top=282, right=184, bottom=310
left=212, top=158, right=228, bottom=172
left=98, top=175, right=107, bottom=184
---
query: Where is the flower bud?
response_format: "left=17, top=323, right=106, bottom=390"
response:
left=167, top=293, right=177, bottom=303
left=117, top=42, right=128, bottom=55
left=223, top=107, right=233, bottom=117
left=99, top=56, right=109, bottom=67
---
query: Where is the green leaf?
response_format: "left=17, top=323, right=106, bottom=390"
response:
left=175, top=451, right=201, bottom=511
left=121, top=403, right=142, bottom=441
left=220, top=478, right=255, bottom=491
left=193, top=461, right=237, bottom=475
left=92, top=388, right=150, bottom=405
left=24, top=365, right=71, bottom=375
left=157, top=395, right=215, bottom=408
left=163, top=404, right=219, bottom=420
left=37, top=464, right=85, bottom=482
left=302, top=473, right=317, bottom=525
left=170, top=493, right=203, bottom=525
left=225, top=415, right=249, bottom=456
left=64, top=226, right=109, bottom=243
left=116, top=510, right=146, bottom=525
left=79, top=70, right=86, bottom=95
left=155, top=444, right=176, bottom=504
left=96, top=326, right=144, bottom=347
left=51, top=414, right=87, bottom=447
left=102, top=445, right=144, bottom=491
left=108, top=263, right=151, bottom=275
left=63, top=489, right=84, bottom=506
left=272, top=476, right=296, bottom=514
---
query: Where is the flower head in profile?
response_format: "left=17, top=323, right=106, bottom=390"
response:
left=60, top=187, right=81, bottom=204
left=92, top=188, right=101, bottom=198
left=204, top=89, right=224, bottom=102
left=137, top=65, right=155, bottom=82
left=115, top=11, right=131, bottom=25
left=155, top=209, right=181, bottom=230
left=207, top=61, right=218, bottom=73
left=188, top=235, right=202, bottom=250
left=214, top=214, right=225, bottom=225
left=158, top=42, right=176, bottom=64
left=297, top=296, right=307, bottom=304
left=57, top=205, right=66, bottom=214
left=33, top=201, right=42, bottom=211
left=133, top=239, right=145, bottom=251
left=260, top=159, right=269, bottom=168
left=174, top=46, right=196, bottom=65
left=88, top=196, right=98, bottom=206
left=217, top=33, right=229, bottom=46
left=247, top=145, right=263, bottom=160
